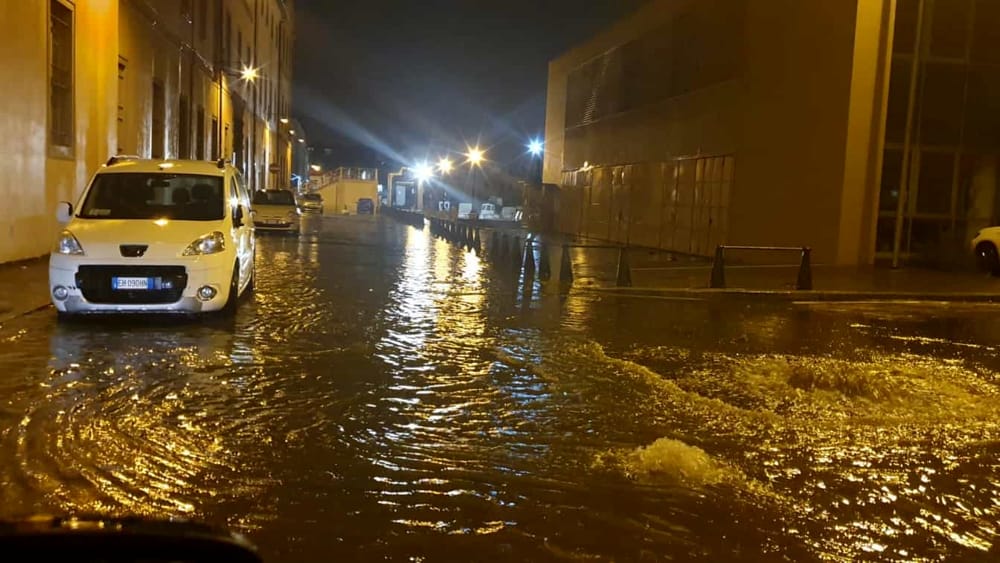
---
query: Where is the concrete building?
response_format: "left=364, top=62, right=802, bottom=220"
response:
left=544, top=0, right=1000, bottom=267
left=0, top=0, right=295, bottom=265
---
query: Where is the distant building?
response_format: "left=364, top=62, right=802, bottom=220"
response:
left=0, top=0, right=296, bottom=264
left=544, top=0, right=1000, bottom=267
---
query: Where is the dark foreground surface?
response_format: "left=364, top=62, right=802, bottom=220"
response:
left=0, top=215, right=997, bottom=561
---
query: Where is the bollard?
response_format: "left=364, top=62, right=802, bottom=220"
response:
left=796, top=247, right=813, bottom=290
left=472, top=229, right=482, bottom=253
left=538, top=242, right=552, bottom=281
left=511, top=236, right=522, bottom=270
left=710, top=246, right=726, bottom=289
left=615, top=247, right=632, bottom=287
left=500, top=233, right=510, bottom=258
left=559, top=244, right=574, bottom=286
left=489, top=230, right=499, bottom=259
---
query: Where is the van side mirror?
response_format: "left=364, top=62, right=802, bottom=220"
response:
left=56, top=201, right=73, bottom=224
left=233, top=205, right=245, bottom=228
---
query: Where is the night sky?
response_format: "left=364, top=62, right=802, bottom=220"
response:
left=292, top=0, right=645, bottom=169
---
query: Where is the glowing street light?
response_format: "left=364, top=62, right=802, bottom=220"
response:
left=528, top=139, right=544, bottom=157
left=413, top=162, right=434, bottom=183
left=280, top=117, right=290, bottom=125
left=298, top=138, right=306, bottom=144
left=437, top=157, right=454, bottom=174
left=240, top=65, right=259, bottom=82
left=310, top=164, right=322, bottom=172
left=466, top=147, right=485, bottom=166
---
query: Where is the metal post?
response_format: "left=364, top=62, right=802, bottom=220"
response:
left=560, top=244, right=574, bottom=286
left=710, top=246, right=726, bottom=289
left=891, top=0, right=926, bottom=268
left=615, top=247, right=632, bottom=287
left=538, top=241, right=552, bottom=281
left=796, top=247, right=813, bottom=291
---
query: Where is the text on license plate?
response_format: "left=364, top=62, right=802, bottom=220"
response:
left=112, top=277, right=154, bottom=290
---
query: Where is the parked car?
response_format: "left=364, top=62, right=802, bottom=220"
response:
left=252, top=190, right=301, bottom=234
left=300, top=193, right=324, bottom=214
left=972, top=227, right=1000, bottom=274
left=357, top=198, right=375, bottom=215
left=48, top=157, right=256, bottom=316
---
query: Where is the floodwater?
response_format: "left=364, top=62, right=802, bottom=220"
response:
left=0, top=215, right=998, bottom=561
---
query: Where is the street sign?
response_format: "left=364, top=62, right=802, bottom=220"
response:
left=268, top=163, right=280, bottom=173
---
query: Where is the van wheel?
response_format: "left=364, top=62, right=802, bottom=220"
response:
left=976, top=242, right=1000, bottom=276
left=220, top=262, right=240, bottom=316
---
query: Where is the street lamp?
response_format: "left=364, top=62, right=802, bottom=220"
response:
left=413, top=162, right=434, bottom=184
left=240, top=65, right=259, bottom=82
left=280, top=117, right=289, bottom=125
left=528, top=139, right=543, bottom=156
left=466, top=147, right=485, bottom=166
left=437, top=157, right=454, bottom=174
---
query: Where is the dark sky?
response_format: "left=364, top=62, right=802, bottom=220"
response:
left=292, top=0, right=645, bottom=169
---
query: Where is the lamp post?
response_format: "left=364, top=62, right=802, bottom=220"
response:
left=528, top=138, right=544, bottom=182
left=466, top=146, right=485, bottom=206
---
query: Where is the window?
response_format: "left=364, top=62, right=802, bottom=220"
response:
left=49, top=0, right=74, bottom=154
left=224, top=11, right=231, bottom=60
left=79, top=174, right=225, bottom=221
left=151, top=79, right=165, bottom=158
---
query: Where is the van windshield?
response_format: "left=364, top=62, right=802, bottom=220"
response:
left=78, top=173, right=225, bottom=221
left=253, top=190, right=296, bottom=206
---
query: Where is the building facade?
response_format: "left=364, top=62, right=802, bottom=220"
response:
left=544, top=0, right=1000, bottom=267
left=0, top=0, right=295, bottom=264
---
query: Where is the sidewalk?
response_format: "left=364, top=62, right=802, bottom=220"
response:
left=0, top=257, right=51, bottom=322
left=561, top=245, right=1000, bottom=302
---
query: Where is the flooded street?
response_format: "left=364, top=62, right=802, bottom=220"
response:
left=0, top=215, right=998, bottom=561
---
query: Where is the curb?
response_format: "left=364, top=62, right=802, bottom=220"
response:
left=587, top=286, right=1000, bottom=303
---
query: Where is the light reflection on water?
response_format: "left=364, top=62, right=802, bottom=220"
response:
left=0, top=217, right=997, bottom=560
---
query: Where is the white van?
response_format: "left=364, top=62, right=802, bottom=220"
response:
left=49, top=158, right=256, bottom=317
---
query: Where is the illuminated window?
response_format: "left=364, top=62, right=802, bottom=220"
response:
left=49, top=0, right=74, bottom=154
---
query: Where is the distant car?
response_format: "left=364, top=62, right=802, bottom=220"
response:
left=972, top=227, right=1000, bottom=274
left=300, top=193, right=323, bottom=214
left=48, top=157, right=256, bottom=316
left=357, top=198, right=374, bottom=215
left=252, top=190, right=300, bottom=234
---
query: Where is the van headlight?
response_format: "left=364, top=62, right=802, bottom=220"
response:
left=56, top=230, right=85, bottom=255
left=183, top=231, right=226, bottom=256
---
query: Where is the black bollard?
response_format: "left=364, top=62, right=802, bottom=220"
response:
left=538, top=241, right=552, bottom=281
left=710, top=246, right=726, bottom=289
left=615, top=247, right=632, bottom=287
left=500, top=233, right=510, bottom=258
left=796, top=247, right=813, bottom=290
left=511, top=236, right=522, bottom=270
left=559, top=244, right=574, bottom=287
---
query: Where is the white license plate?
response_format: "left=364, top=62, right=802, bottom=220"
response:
left=112, top=277, right=151, bottom=290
